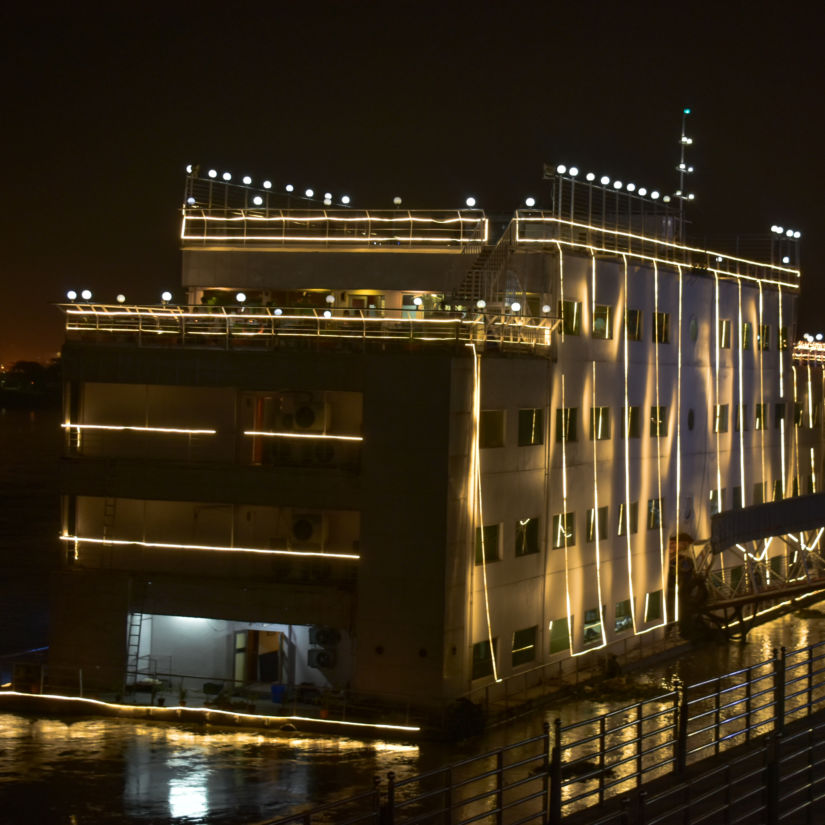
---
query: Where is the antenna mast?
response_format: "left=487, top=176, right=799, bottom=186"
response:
left=677, top=108, right=694, bottom=241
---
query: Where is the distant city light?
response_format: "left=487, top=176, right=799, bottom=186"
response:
left=525, top=197, right=536, bottom=207
left=116, top=294, right=126, bottom=304
left=236, top=293, right=246, bottom=303
left=66, top=290, right=77, bottom=301
left=80, top=289, right=92, bottom=301
left=252, top=196, right=263, bottom=206
left=465, top=197, right=476, bottom=207
left=208, top=169, right=217, bottom=178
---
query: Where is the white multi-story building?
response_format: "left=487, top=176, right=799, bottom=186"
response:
left=50, top=169, right=824, bottom=720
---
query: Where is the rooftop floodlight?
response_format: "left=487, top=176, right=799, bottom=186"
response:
left=786, top=229, right=794, bottom=237
left=626, top=183, right=636, bottom=192
left=263, top=180, right=272, bottom=189
left=161, top=291, right=172, bottom=303
left=675, top=190, right=683, bottom=196
left=252, top=195, right=263, bottom=206
left=413, top=296, right=424, bottom=307
left=687, top=166, right=694, bottom=173
left=324, top=192, right=332, bottom=200
left=80, top=289, right=92, bottom=301
left=569, top=166, right=579, bottom=176
left=222, top=172, right=231, bottom=181
left=393, top=196, right=402, bottom=205
left=678, top=163, right=686, bottom=170
left=274, top=308, right=283, bottom=316
left=116, top=293, right=126, bottom=303
left=716, top=256, right=724, bottom=262
left=541, top=304, right=551, bottom=313
left=794, top=230, right=801, bottom=239
left=525, top=196, right=536, bottom=207
left=771, top=225, right=780, bottom=233
left=600, top=175, right=610, bottom=185
left=586, top=172, right=596, bottom=181
left=323, top=309, right=332, bottom=318
left=638, top=187, right=647, bottom=196
left=242, top=175, right=252, bottom=185
left=556, top=164, right=567, bottom=174
left=510, top=301, right=522, bottom=312
left=663, top=195, right=672, bottom=202
left=613, top=180, right=623, bottom=189
left=66, top=290, right=77, bottom=301
left=688, top=193, right=695, bottom=200
left=186, top=196, right=196, bottom=205
left=651, top=190, right=660, bottom=199
left=341, top=194, right=351, bottom=204
left=236, top=292, right=246, bottom=303
left=476, top=299, right=486, bottom=309
left=465, top=196, right=476, bottom=207
left=208, top=169, right=217, bottom=178
left=817, top=333, right=824, bottom=342
left=782, top=256, right=791, bottom=264
left=323, top=197, right=332, bottom=205
left=305, top=188, right=314, bottom=197
left=185, top=164, right=193, bottom=174
left=325, top=294, right=335, bottom=304
left=805, top=333, right=814, bottom=342
left=284, top=184, right=293, bottom=192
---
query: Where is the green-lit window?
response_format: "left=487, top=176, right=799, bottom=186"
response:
left=549, top=617, right=570, bottom=654
left=472, top=639, right=497, bottom=679
left=755, top=403, right=767, bottom=430
left=592, top=305, right=613, bottom=339
left=556, top=407, right=577, bottom=442
left=518, top=408, right=544, bottom=446
left=558, top=300, right=582, bottom=335
left=741, top=322, right=753, bottom=350
left=617, top=501, right=638, bottom=535
left=474, top=524, right=500, bottom=564
left=653, top=312, right=670, bottom=343
left=719, top=319, right=731, bottom=349
left=615, top=599, right=633, bottom=633
left=511, top=626, right=537, bottom=667
left=552, top=512, right=575, bottom=549
left=625, top=309, right=643, bottom=341
left=590, top=407, right=611, bottom=440
left=515, top=517, right=539, bottom=556
left=645, top=590, right=663, bottom=621
left=650, top=406, right=667, bottom=437
left=620, top=406, right=640, bottom=438
left=758, top=325, right=770, bottom=351
left=586, top=506, right=608, bottom=543
left=480, top=410, right=505, bottom=448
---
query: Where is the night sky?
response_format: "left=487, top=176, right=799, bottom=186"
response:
left=3, top=2, right=823, bottom=364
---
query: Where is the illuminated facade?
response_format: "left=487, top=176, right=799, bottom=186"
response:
left=50, top=171, right=824, bottom=715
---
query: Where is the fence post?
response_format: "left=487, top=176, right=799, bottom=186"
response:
left=381, top=771, right=395, bottom=825
left=549, top=718, right=562, bottom=825
left=599, top=716, right=606, bottom=804
left=774, top=647, right=786, bottom=734
left=714, top=677, right=722, bottom=756
left=636, top=702, right=643, bottom=785
left=807, top=643, right=814, bottom=715
left=745, top=666, right=752, bottom=742
left=675, top=679, right=688, bottom=772
left=541, top=721, right=550, bottom=822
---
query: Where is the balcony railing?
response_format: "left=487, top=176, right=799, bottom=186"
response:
left=59, top=305, right=557, bottom=351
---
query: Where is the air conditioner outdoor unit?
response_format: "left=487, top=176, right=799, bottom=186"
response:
left=293, top=401, right=330, bottom=432
left=309, top=626, right=341, bottom=647
left=308, top=648, right=337, bottom=669
left=291, top=512, right=327, bottom=548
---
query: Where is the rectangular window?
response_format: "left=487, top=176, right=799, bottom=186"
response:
left=615, top=599, right=633, bottom=633
left=590, top=407, right=611, bottom=440
left=775, top=403, right=786, bottom=429
left=552, top=512, right=575, bottom=548
left=770, top=555, right=784, bottom=579
left=583, top=607, right=603, bottom=644
left=792, top=477, right=800, bottom=497
left=752, top=481, right=766, bottom=505
left=648, top=498, right=663, bottom=530
left=549, top=617, right=570, bottom=654
left=515, top=517, right=540, bottom=556
left=714, top=404, right=729, bottom=433
left=773, top=479, right=783, bottom=502
left=650, top=406, right=668, bottom=437
left=755, top=403, right=767, bottom=431
left=734, top=404, right=749, bottom=432
left=741, top=322, right=753, bottom=350
left=780, top=326, right=789, bottom=351
left=758, top=324, right=770, bottom=351
left=653, top=312, right=670, bottom=343
left=474, top=524, right=500, bottom=564
left=586, top=506, right=608, bottom=543
left=480, top=410, right=505, bottom=448
left=732, top=486, right=743, bottom=509
left=645, top=590, right=663, bottom=622
left=625, top=309, right=643, bottom=341
left=794, top=403, right=804, bottom=427
left=511, top=626, right=538, bottom=667
left=709, top=488, right=725, bottom=516
left=555, top=407, right=578, bottom=442
left=807, top=475, right=815, bottom=495
left=472, top=639, right=497, bottom=679
left=558, top=300, right=582, bottom=336
left=719, top=319, right=731, bottom=349
left=620, top=406, right=640, bottom=438
left=592, top=305, right=613, bottom=339
left=518, top=408, right=544, bottom=446
left=617, top=501, right=638, bottom=536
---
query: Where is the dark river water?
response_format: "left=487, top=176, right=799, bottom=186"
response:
left=2, top=406, right=824, bottom=823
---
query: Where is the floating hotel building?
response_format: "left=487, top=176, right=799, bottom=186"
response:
left=50, top=169, right=825, bottom=718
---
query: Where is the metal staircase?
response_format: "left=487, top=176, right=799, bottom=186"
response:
left=451, top=224, right=514, bottom=305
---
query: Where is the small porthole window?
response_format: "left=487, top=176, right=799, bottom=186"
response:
left=689, top=317, right=698, bottom=342
left=688, top=409, right=695, bottom=430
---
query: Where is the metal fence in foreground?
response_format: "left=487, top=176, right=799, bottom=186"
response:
left=267, top=641, right=825, bottom=825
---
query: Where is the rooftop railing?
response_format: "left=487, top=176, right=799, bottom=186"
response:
left=58, top=304, right=557, bottom=352
left=181, top=207, right=489, bottom=249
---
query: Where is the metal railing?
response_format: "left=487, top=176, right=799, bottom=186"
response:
left=267, top=641, right=825, bottom=824
left=59, top=305, right=557, bottom=352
